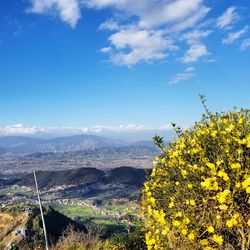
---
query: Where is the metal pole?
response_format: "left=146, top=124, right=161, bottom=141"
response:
left=33, top=171, right=49, bottom=250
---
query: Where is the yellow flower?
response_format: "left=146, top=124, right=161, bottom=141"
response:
left=168, top=201, right=174, bottom=208
left=150, top=197, right=156, bottom=204
left=188, top=232, right=195, bottom=240
left=187, top=183, right=193, bottom=189
left=226, top=220, right=234, bottom=228
left=246, top=134, right=250, bottom=148
left=181, top=229, right=187, bottom=235
left=225, top=124, right=234, bottom=132
left=162, top=227, right=169, bottom=235
left=207, top=226, right=215, bottom=233
left=190, top=200, right=196, bottom=206
left=219, top=204, right=228, bottom=211
left=175, top=181, right=180, bottom=186
left=217, top=170, right=229, bottom=181
left=172, top=220, right=180, bottom=227
left=247, top=219, right=250, bottom=227
left=231, top=163, right=241, bottom=169
left=212, top=234, right=223, bottom=245
left=175, top=211, right=183, bottom=218
left=211, top=131, right=218, bottom=137
left=183, top=217, right=190, bottom=225
left=181, top=169, right=187, bottom=178
left=236, top=182, right=241, bottom=188
left=217, top=189, right=230, bottom=204
left=242, top=177, right=250, bottom=188
left=200, top=239, right=208, bottom=245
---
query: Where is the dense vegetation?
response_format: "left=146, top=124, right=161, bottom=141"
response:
left=19, top=168, right=105, bottom=188
left=142, top=106, right=250, bottom=249
left=18, top=166, right=150, bottom=189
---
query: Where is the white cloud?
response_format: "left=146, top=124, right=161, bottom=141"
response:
left=217, top=6, right=239, bottom=29
left=86, top=0, right=205, bottom=28
left=27, top=0, right=211, bottom=65
left=0, top=123, right=174, bottom=136
left=100, top=46, right=112, bottom=53
left=240, top=38, right=250, bottom=51
left=28, top=0, right=81, bottom=28
left=0, top=124, right=43, bottom=135
left=182, top=29, right=211, bottom=44
left=169, top=6, right=210, bottom=32
left=180, top=43, right=208, bottom=63
left=168, top=67, right=195, bottom=85
left=92, top=0, right=209, bottom=65
left=222, top=26, right=248, bottom=44
left=108, top=27, right=176, bottom=65
left=26, top=1, right=249, bottom=66
left=99, top=19, right=120, bottom=30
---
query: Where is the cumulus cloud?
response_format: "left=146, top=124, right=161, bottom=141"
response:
left=27, top=0, right=211, bottom=65
left=94, top=0, right=209, bottom=65
left=222, top=26, right=248, bottom=44
left=181, top=43, right=208, bottom=63
left=240, top=38, right=250, bottom=51
left=108, top=27, right=177, bottom=65
left=168, top=67, right=195, bottom=85
left=28, top=0, right=81, bottom=28
left=26, top=1, right=249, bottom=66
left=217, top=6, right=239, bottom=29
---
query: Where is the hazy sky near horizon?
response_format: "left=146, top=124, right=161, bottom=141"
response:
left=0, top=0, right=250, bottom=139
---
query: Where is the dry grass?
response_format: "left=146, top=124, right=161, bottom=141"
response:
left=52, top=224, right=105, bottom=250
left=0, top=211, right=28, bottom=248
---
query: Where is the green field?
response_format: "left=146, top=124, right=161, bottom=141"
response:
left=52, top=204, right=128, bottom=236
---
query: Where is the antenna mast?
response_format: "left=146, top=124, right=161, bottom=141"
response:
left=33, top=171, right=49, bottom=250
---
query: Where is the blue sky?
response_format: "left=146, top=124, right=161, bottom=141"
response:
left=0, top=0, right=250, bottom=139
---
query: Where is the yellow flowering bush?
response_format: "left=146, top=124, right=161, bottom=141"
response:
left=142, top=108, right=250, bottom=250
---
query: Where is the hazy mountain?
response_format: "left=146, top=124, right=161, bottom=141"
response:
left=0, top=134, right=126, bottom=155
left=0, top=136, right=44, bottom=154
left=0, top=134, right=158, bottom=156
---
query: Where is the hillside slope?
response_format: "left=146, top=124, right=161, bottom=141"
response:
left=0, top=205, right=85, bottom=248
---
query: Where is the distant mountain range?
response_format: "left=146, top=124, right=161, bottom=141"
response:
left=0, top=135, right=158, bottom=155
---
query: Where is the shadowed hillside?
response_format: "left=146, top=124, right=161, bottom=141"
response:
left=17, top=166, right=151, bottom=190
left=18, top=168, right=105, bottom=188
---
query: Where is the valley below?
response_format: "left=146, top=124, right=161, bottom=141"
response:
left=0, top=134, right=158, bottom=248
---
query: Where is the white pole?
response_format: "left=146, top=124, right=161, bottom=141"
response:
left=33, top=171, right=49, bottom=250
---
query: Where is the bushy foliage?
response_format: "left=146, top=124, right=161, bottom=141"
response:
left=142, top=109, right=250, bottom=250
left=53, top=225, right=104, bottom=250
left=105, top=229, right=146, bottom=250
left=53, top=226, right=146, bottom=250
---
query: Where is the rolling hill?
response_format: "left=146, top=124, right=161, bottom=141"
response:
left=17, top=166, right=150, bottom=189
